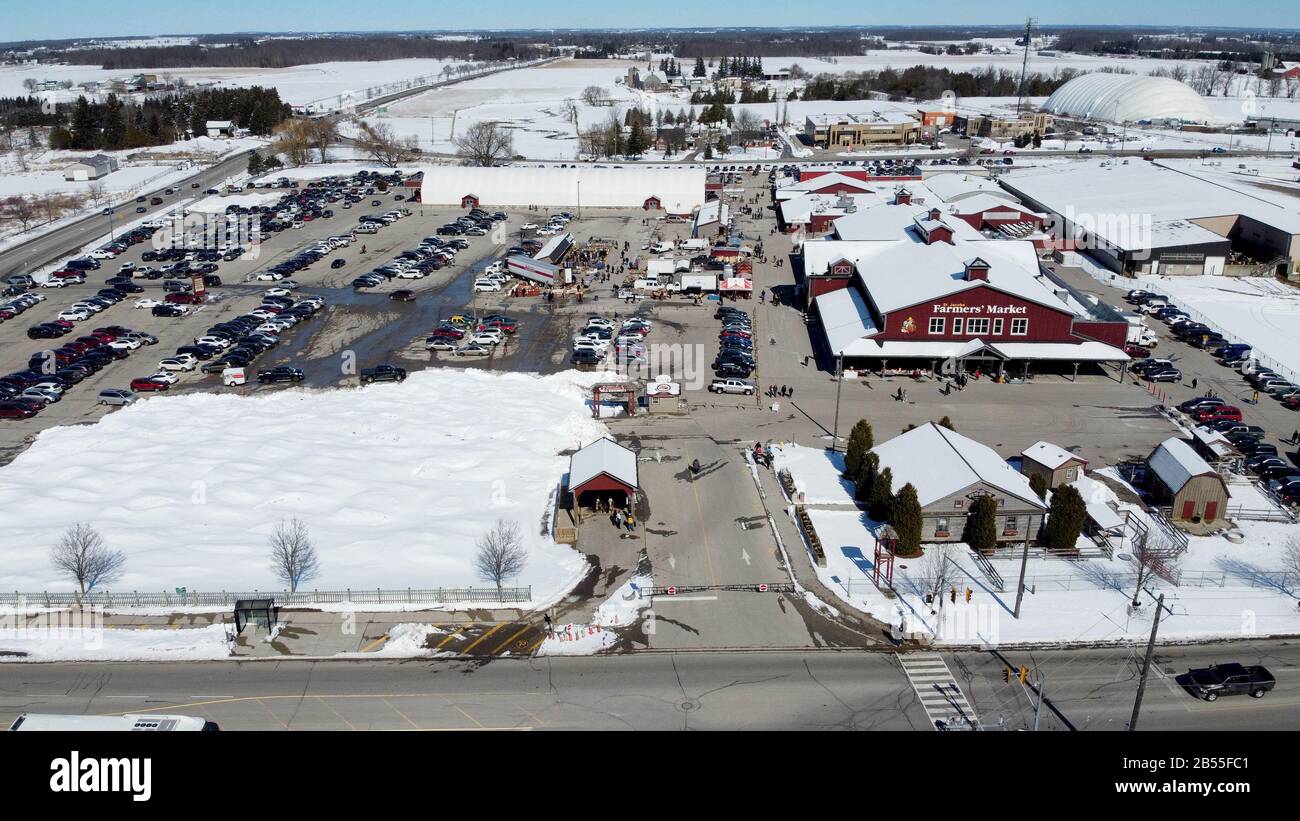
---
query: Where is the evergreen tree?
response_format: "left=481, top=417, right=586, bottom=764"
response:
left=1045, top=484, right=1087, bottom=551
left=843, top=419, right=874, bottom=478
left=964, top=495, right=998, bottom=553
left=891, top=483, right=924, bottom=557
left=868, top=466, right=893, bottom=522
left=626, top=120, right=649, bottom=157
left=70, top=96, right=97, bottom=150
left=694, top=56, right=706, bottom=78
left=853, top=451, right=879, bottom=505
left=247, top=153, right=264, bottom=175
left=1029, top=472, right=1048, bottom=501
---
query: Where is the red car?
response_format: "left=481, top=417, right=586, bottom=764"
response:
left=1284, top=396, right=1300, bottom=411
left=0, top=401, right=39, bottom=419
left=478, top=320, right=518, bottom=334
left=431, top=328, right=464, bottom=339
left=51, top=319, right=75, bottom=330
left=129, top=377, right=169, bottom=392
left=165, top=292, right=198, bottom=304
left=720, top=330, right=752, bottom=340
left=90, top=328, right=120, bottom=341
left=1124, top=344, right=1151, bottom=358
left=1194, top=405, right=1243, bottom=423
left=50, top=269, right=84, bottom=280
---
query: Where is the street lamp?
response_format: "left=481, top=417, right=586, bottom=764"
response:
left=101, top=207, right=115, bottom=241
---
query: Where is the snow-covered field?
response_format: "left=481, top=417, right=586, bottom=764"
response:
left=774, top=443, right=1300, bottom=646
left=0, top=369, right=610, bottom=610
left=0, top=623, right=232, bottom=662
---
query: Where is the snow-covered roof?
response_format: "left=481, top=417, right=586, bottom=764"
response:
left=872, top=422, right=1045, bottom=510
left=947, top=193, right=1038, bottom=218
left=779, top=192, right=883, bottom=226
left=1001, top=160, right=1300, bottom=244
left=1021, top=441, right=1086, bottom=470
left=420, top=165, right=704, bottom=213
left=1041, top=73, right=1213, bottom=124
left=1147, top=437, right=1220, bottom=494
left=775, top=172, right=876, bottom=199
left=693, top=199, right=730, bottom=228
left=1191, top=425, right=1239, bottom=459
left=828, top=201, right=984, bottom=242
left=814, top=287, right=880, bottom=354
left=569, top=437, right=639, bottom=491
left=925, top=173, right=1018, bottom=204
left=535, top=232, right=573, bottom=262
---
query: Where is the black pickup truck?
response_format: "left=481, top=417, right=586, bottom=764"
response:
left=1181, top=663, right=1276, bottom=701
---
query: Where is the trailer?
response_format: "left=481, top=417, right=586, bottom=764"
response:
left=507, top=255, right=559, bottom=286
left=680, top=274, right=718, bottom=293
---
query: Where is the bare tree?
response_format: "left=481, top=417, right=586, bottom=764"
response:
left=580, top=85, right=609, bottom=107
left=22, top=77, right=37, bottom=93
left=1283, top=535, right=1300, bottom=591
left=455, top=121, right=514, bottom=167
left=50, top=523, right=125, bottom=595
left=561, top=97, right=578, bottom=127
left=271, top=119, right=313, bottom=166
left=922, top=544, right=960, bottom=604
left=354, top=120, right=416, bottom=166
left=474, top=518, right=527, bottom=595
left=268, top=517, right=320, bottom=592
left=85, top=180, right=108, bottom=207
left=0, top=195, right=40, bottom=232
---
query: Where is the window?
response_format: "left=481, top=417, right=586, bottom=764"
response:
left=992, top=318, right=1003, bottom=335
left=967, top=318, right=989, bottom=335
left=953, top=499, right=964, bottom=509
left=928, top=317, right=945, bottom=334
left=953, top=317, right=964, bottom=334
left=1065, top=467, right=1076, bottom=480
left=1004, top=515, right=1019, bottom=534
left=1011, top=317, right=1028, bottom=336
left=935, top=517, right=950, bottom=536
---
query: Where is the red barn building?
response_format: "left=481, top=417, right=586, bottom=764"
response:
left=568, top=437, right=639, bottom=515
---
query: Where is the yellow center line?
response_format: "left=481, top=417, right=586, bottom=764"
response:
left=460, top=622, right=509, bottom=654
left=357, top=633, right=389, bottom=653
left=491, top=624, right=535, bottom=656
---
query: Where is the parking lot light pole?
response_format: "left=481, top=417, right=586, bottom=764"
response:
left=831, top=353, right=843, bottom=452
left=102, top=207, right=115, bottom=241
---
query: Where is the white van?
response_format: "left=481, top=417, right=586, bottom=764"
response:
left=354, top=223, right=379, bottom=234
left=222, top=367, right=247, bottom=386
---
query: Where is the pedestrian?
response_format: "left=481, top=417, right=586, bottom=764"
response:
left=543, top=613, right=553, bottom=633
left=787, top=386, right=794, bottom=398
left=1191, top=378, right=1198, bottom=389
left=361, top=244, right=366, bottom=254
left=1292, top=430, right=1300, bottom=444
left=1252, top=389, right=1260, bottom=404
left=610, top=508, right=619, bottom=528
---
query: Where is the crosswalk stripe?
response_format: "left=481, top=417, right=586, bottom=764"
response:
left=897, top=653, right=981, bottom=731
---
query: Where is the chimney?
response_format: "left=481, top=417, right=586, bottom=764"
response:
left=964, top=257, right=990, bottom=281
left=895, top=187, right=912, bottom=205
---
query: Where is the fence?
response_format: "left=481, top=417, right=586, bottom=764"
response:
left=0, top=586, right=532, bottom=609
left=836, top=568, right=1297, bottom=598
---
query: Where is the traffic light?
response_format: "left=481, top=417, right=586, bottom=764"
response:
left=1019, top=666, right=1029, bottom=685
left=965, top=587, right=973, bottom=603
left=1002, top=667, right=1012, bottom=683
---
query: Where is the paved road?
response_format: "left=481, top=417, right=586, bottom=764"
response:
left=1, top=151, right=253, bottom=280
left=2, top=639, right=1296, bottom=730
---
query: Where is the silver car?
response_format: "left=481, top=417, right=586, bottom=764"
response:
left=98, top=389, right=138, bottom=406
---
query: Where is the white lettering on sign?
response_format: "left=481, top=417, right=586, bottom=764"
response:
left=931, top=304, right=1028, bottom=315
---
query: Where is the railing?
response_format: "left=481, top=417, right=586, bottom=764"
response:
left=794, top=504, right=827, bottom=567
left=0, top=586, right=533, bottom=609
left=835, top=568, right=1297, bottom=597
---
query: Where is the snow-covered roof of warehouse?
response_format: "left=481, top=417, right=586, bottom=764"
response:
left=829, top=201, right=984, bottom=241
left=420, top=165, right=705, bottom=213
left=1041, top=73, right=1214, bottom=124
left=871, top=423, right=1045, bottom=510
left=1000, top=160, right=1300, bottom=243
left=925, top=173, right=1019, bottom=204
left=814, top=287, right=879, bottom=354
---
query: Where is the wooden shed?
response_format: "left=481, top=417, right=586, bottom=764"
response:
left=1020, top=441, right=1088, bottom=489
left=1145, top=437, right=1229, bottom=524
left=568, top=437, right=639, bottom=518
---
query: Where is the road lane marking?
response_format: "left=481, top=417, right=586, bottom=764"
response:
left=460, top=622, right=509, bottom=654
left=357, top=633, right=389, bottom=653
left=491, top=624, right=534, bottom=655
left=434, top=626, right=469, bottom=650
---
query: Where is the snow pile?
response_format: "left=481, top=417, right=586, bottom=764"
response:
left=0, top=622, right=232, bottom=662
left=365, top=622, right=450, bottom=658
left=537, top=574, right=652, bottom=656
left=769, top=443, right=856, bottom=506
left=0, top=369, right=610, bottom=610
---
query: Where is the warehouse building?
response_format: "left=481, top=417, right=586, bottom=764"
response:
left=803, top=112, right=922, bottom=149
left=1001, top=160, right=1300, bottom=276
left=421, top=165, right=705, bottom=214
left=62, top=154, right=118, bottom=181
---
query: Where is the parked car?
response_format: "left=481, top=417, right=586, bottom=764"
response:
left=360, top=364, right=406, bottom=384
left=257, top=366, right=305, bottom=384
left=129, top=377, right=169, bottom=392
left=708, top=378, right=755, bottom=395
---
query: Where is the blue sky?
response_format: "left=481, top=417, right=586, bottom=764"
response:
left=5, top=0, right=1292, bottom=42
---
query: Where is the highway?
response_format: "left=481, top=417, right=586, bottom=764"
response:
left=0, top=150, right=254, bottom=280
left=1, top=640, right=1296, bottom=730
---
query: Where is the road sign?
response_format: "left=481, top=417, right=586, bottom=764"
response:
left=666, top=586, right=677, bottom=596
left=757, top=583, right=768, bottom=592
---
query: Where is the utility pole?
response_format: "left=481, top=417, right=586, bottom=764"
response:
left=831, top=353, right=844, bottom=452
left=1128, top=592, right=1166, bottom=732
left=1015, top=17, right=1037, bottom=115
left=1033, top=673, right=1044, bottom=731
left=1014, top=537, right=1029, bottom=618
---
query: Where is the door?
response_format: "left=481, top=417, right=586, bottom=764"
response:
left=1204, top=500, right=1219, bottom=522
left=1180, top=500, right=1196, bottom=520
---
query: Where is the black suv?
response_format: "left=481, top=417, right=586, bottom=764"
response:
left=258, top=366, right=305, bottom=384
left=360, top=364, right=407, bottom=384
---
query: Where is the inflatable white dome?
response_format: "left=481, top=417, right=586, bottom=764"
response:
left=1041, top=73, right=1213, bottom=123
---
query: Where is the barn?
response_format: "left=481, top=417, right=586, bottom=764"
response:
left=1145, top=438, right=1229, bottom=524
left=568, top=438, right=639, bottom=514
left=420, top=165, right=705, bottom=214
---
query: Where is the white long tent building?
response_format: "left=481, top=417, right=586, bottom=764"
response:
left=421, top=165, right=705, bottom=214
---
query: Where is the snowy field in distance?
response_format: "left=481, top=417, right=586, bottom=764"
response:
left=0, top=369, right=610, bottom=609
